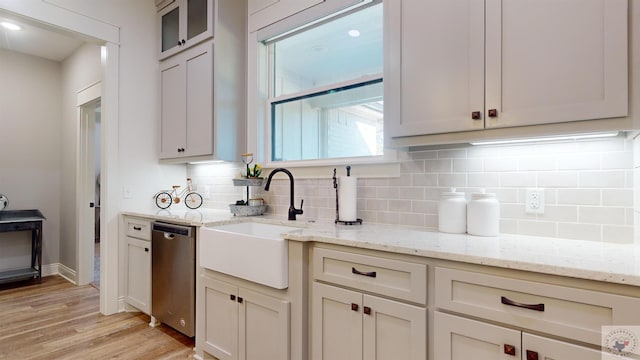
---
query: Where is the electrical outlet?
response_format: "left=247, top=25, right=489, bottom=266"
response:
left=525, top=188, right=545, bottom=214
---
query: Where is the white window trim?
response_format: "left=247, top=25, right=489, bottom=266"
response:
left=247, top=0, right=398, bottom=178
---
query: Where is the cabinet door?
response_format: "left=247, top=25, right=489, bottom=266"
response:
left=125, top=237, right=151, bottom=314
left=434, top=312, right=521, bottom=360
left=159, top=42, right=213, bottom=159
left=200, top=276, right=239, bottom=360
left=385, top=0, right=486, bottom=137
left=362, top=295, right=426, bottom=360
left=312, top=282, right=363, bottom=360
left=184, top=42, right=214, bottom=157
left=159, top=0, right=214, bottom=60
left=159, top=55, right=187, bottom=159
left=522, top=333, right=604, bottom=360
left=238, top=288, right=290, bottom=360
left=485, top=0, right=627, bottom=129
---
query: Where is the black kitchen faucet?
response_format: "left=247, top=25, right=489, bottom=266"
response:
left=264, top=168, right=304, bottom=220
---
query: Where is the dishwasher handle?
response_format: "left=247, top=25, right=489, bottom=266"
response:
left=152, top=222, right=193, bottom=238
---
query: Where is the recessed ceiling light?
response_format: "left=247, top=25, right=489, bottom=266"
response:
left=1, top=22, right=21, bottom=31
left=348, top=29, right=360, bottom=37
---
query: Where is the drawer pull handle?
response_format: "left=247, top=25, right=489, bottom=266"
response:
left=526, top=350, right=539, bottom=360
left=133, top=226, right=142, bottom=231
left=504, top=344, right=516, bottom=356
left=501, top=296, right=545, bottom=312
left=363, top=306, right=371, bottom=315
left=352, top=267, right=376, bottom=278
left=351, top=303, right=359, bottom=312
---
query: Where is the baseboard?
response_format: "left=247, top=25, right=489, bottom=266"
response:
left=57, top=263, right=77, bottom=284
left=41, top=263, right=59, bottom=277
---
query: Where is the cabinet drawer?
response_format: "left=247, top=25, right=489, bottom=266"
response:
left=313, top=247, right=427, bottom=304
left=125, top=217, right=151, bottom=240
left=434, top=267, right=640, bottom=346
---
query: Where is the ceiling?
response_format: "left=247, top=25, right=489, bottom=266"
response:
left=0, top=9, right=85, bottom=62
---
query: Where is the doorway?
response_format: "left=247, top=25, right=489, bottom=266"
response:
left=77, top=82, right=102, bottom=287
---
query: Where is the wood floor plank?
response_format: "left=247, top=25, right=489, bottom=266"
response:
left=0, top=276, right=195, bottom=359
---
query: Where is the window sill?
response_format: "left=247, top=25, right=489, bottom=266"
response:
left=263, top=153, right=400, bottom=179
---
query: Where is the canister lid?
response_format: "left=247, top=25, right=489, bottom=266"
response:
left=441, top=187, right=465, bottom=197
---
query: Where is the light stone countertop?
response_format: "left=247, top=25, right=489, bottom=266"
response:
left=121, top=208, right=640, bottom=287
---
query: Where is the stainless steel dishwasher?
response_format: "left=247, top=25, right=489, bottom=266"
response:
left=151, top=222, right=195, bottom=337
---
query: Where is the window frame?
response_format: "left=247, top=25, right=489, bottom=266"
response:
left=261, top=2, right=393, bottom=168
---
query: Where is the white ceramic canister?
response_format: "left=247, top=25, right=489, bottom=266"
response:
left=467, top=190, right=500, bottom=236
left=438, top=188, right=467, bottom=234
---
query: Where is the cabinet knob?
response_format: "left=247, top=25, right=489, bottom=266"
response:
left=144, top=248, right=149, bottom=252
left=363, top=306, right=371, bottom=315
left=238, top=297, right=243, bottom=304
left=471, top=111, right=481, bottom=120
left=504, top=344, right=516, bottom=356
left=351, top=303, right=359, bottom=312
left=181, top=39, right=186, bottom=45
left=526, top=350, right=539, bottom=360
left=488, top=109, right=498, bottom=118
left=230, top=294, right=236, bottom=301
left=177, top=41, right=182, bottom=46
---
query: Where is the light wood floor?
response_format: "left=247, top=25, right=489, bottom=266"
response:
left=0, top=276, right=195, bottom=359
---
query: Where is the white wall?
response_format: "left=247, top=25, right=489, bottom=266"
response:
left=0, top=48, right=62, bottom=268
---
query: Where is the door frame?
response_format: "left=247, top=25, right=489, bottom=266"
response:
left=77, top=82, right=101, bottom=286
left=0, top=0, right=122, bottom=315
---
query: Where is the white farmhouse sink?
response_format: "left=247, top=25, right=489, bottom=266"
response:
left=199, top=222, right=299, bottom=289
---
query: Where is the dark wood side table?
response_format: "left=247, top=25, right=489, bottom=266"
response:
left=0, top=209, right=45, bottom=284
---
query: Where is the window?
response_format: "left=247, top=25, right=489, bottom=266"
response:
left=266, top=2, right=383, bottom=163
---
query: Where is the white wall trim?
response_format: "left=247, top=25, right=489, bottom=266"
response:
left=0, top=1, right=119, bottom=44
left=56, top=263, right=77, bottom=284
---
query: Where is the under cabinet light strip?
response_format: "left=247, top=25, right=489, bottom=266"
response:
left=470, top=132, right=619, bottom=146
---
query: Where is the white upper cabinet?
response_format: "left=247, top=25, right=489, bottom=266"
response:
left=385, top=0, right=628, bottom=139
left=158, top=0, right=214, bottom=60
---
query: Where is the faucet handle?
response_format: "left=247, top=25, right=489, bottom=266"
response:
left=300, top=199, right=304, bottom=209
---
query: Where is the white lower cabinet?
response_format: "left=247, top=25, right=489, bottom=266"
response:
left=125, top=238, right=151, bottom=313
left=311, top=282, right=426, bottom=360
left=123, top=216, right=151, bottom=314
left=198, top=275, right=290, bottom=360
left=434, top=312, right=605, bottom=360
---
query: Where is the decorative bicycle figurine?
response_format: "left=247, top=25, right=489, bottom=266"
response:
left=154, top=178, right=203, bottom=209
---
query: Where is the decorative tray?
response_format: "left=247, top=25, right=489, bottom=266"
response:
left=232, top=178, right=264, bottom=187
left=229, top=204, right=267, bottom=216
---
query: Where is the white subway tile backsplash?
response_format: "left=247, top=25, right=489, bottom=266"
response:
left=537, top=172, right=578, bottom=188
left=602, top=225, right=634, bottom=243
left=425, top=159, right=453, bottom=173
left=601, top=152, right=632, bottom=170
left=188, top=136, right=636, bottom=244
left=484, top=158, right=518, bottom=172
left=468, top=173, right=500, bottom=188
left=438, top=149, right=467, bottom=159
left=557, top=189, right=600, bottom=205
left=518, top=221, right=557, bottom=238
left=602, top=189, right=633, bottom=207
left=500, top=173, right=537, bottom=187
left=438, top=174, right=467, bottom=187
left=412, top=173, right=438, bottom=187
left=518, top=157, right=557, bottom=171
left=398, top=187, right=425, bottom=200
left=558, top=223, right=602, bottom=241
left=579, top=206, right=626, bottom=225
left=556, top=153, right=600, bottom=170
left=453, top=159, right=483, bottom=173
left=579, top=171, right=626, bottom=188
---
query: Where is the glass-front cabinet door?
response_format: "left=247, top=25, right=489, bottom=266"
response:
left=158, top=0, right=214, bottom=60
